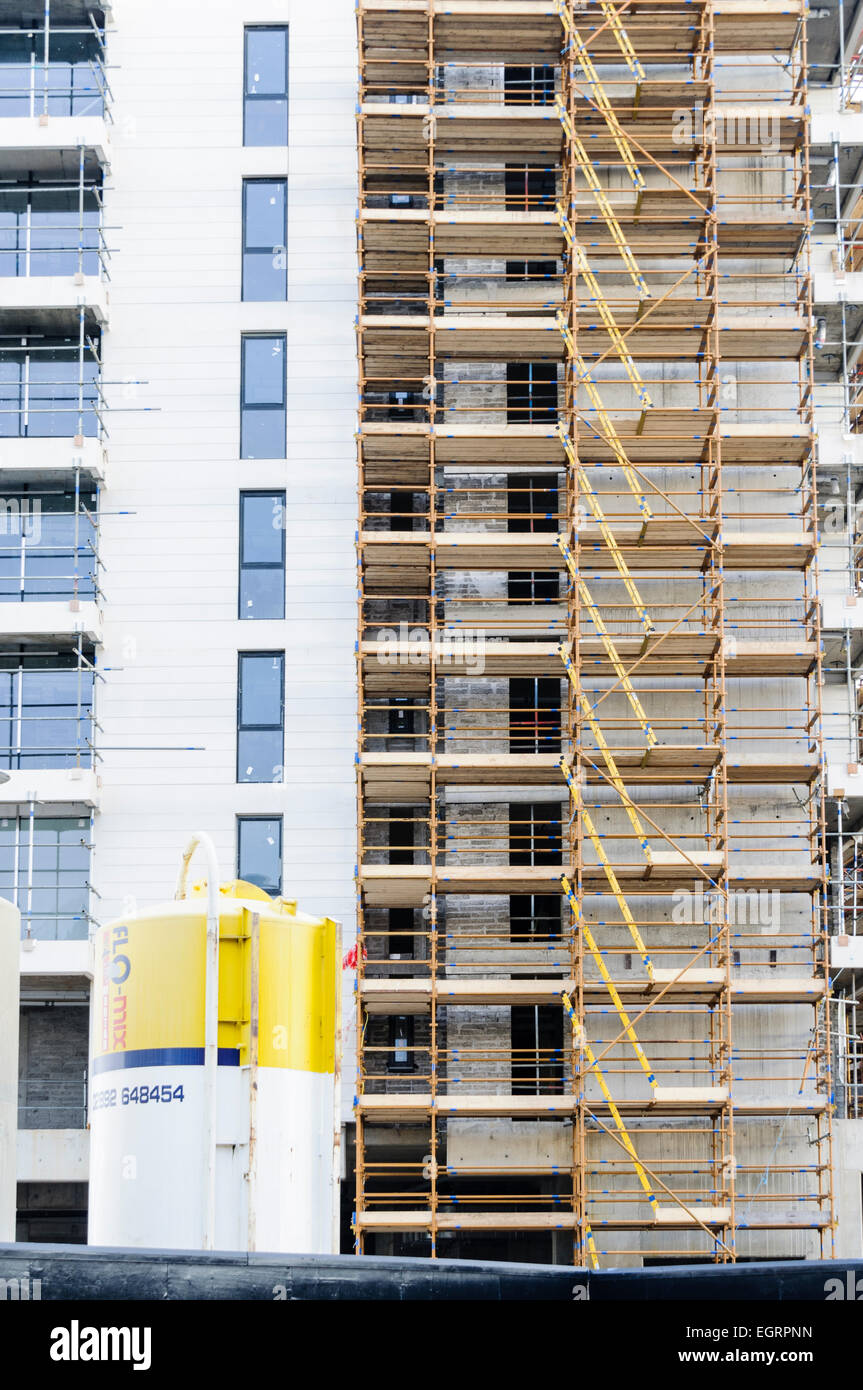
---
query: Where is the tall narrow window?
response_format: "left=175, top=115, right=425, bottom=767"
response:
left=511, top=1005, right=564, bottom=1093
left=239, top=492, right=285, bottom=620
left=242, top=179, right=287, bottom=301
left=387, top=807, right=415, bottom=864
left=237, top=652, right=284, bottom=783
left=241, top=335, right=286, bottom=459
left=507, top=473, right=560, bottom=605
left=388, top=1016, right=416, bottom=1073
left=388, top=907, right=415, bottom=960
left=509, top=678, right=561, bottom=754
left=244, top=26, right=289, bottom=146
left=237, top=816, right=282, bottom=894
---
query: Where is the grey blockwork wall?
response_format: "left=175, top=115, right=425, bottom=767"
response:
left=17, top=1005, right=88, bottom=1130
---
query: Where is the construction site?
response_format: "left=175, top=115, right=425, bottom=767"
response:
left=0, top=0, right=863, bottom=1296
left=352, top=0, right=863, bottom=1267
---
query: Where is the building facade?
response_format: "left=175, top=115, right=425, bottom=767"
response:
left=9, top=0, right=358, bottom=1242
left=6, top=0, right=863, bottom=1268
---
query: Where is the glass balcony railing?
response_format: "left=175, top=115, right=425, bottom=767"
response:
left=0, top=656, right=94, bottom=769
left=0, top=493, right=98, bottom=603
left=0, top=339, right=100, bottom=438
left=0, top=30, right=109, bottom=120
left=0, top=187, right=105, bottom=279
left=0, top=814, right=90, bottom=941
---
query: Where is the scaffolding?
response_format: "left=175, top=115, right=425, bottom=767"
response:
left=354, top=0, right=835, bottom=1265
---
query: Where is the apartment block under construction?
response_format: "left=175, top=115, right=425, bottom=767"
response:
left=352, top=0, right=863, bottom=1267
left=4, top=0, right=863, bottom=1273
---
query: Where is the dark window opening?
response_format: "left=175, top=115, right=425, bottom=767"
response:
left=388, top=907, right=415, bottom=960
left=511, top=1005, right=564, bottom=1093
left=509, top=801, right=561, bottom=867
left=508, top=473, right=558, bottom=533
left=505, top=165, right=556, bottom=212
left=509, top=677, right=561, bottom=753
left=504, top=66, right=556, bottom=107
left=506, top=362, right=557, bottom=423
left=389, top=809, right=415, bottom=865
left=510, top=893, right=561, bottom=942
left=390, top=490, right=415, bottom=531
left=507, top=260, right=557, bottom=284
left=388, top=699, right=416, bottom=741
left=507, top=472, right=560, bottom=602
left=508, top=570, right=559, bottom=603
left=363, top=389, right=426, bottom=424
left=388, top=1015, right=416, bottom=1072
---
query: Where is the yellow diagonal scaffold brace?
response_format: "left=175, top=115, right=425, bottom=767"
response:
left=568, top=23, right=646, bottom=191
left=558, top=536, right=656, bottom=739
left=598, top=0, right=646, bottom=81
left=561, top=987, right=659, bottom=1253
left=554, top=102, right=650, bottom=299
left=555, top=441, right=654, bottom=633
left=561, top=761, right=654, bottom=979
left=555, top=322, right=652, bottom=525
left=558, top=642, right=652, bottom=863
left=558, top=0, right=646, bottom=83
left=557, top=208, right=653, bottom=413
left=561, top=873, right=656, bottom=1081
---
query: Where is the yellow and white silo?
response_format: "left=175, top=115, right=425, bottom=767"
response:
left=88, top=833, right=340, bottom=1253
left=0, top=895, right=21, bottom=1242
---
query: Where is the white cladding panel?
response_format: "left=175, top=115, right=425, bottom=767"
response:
left=95, top=0, right=358, bottom=1133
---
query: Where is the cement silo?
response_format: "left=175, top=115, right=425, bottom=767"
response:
left=88, top=833, right=340, bottom=1253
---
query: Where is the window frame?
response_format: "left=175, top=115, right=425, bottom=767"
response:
left=236, top=650, right=285, bottom=784
left=387, top=1014, right=416, bottom=1073
left=238, top=490, right=286, bottom=620
left=236, top=814, right=283, bottom=896
left=240, top=333, right=286, bottom=459
left=241, top=177, right=287, bottom=302
left=243, top=25, right=289, bottom=147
